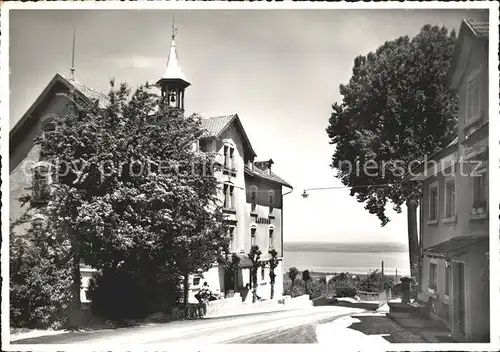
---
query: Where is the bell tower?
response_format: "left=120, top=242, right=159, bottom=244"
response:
left=157, top=19, right=191, bottom=109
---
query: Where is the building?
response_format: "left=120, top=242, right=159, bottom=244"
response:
left=10, top=25, right=292, bottom=304
left=404, top=18, right=489, bottom=342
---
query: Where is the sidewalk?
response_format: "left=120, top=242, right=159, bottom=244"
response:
left=387, top=311, right=454, bottom=343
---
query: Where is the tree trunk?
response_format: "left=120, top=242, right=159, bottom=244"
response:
left=270, top=282, right=275, bottom=299
left=183, top=272, right=189, bottom=307
left=68, top=238, right=82, bottom=328
left=252, top=271, right=257, bottom=303
left=291, top=280, right=294, bottom=296
left=406, top=199, right=420, bottom=279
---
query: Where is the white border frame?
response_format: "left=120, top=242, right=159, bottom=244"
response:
left=1, top=2, right=499, bottom=352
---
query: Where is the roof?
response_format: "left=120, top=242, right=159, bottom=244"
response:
left=464, top=19, right=489, bottom=38
left=425, top=235, right=488, bottom=260
left=159, top=39, right=190, bottom=85
left=200, top=114, right=257, bottom=158
left=447, top=18, right=489, bottom=89
left=245, top=165, right=293, bottom=189
left=200, top=115, right=235, bottom=137
left=65, top=76, right=110, bottom=107
left=10, top=73, right=109, bottom=142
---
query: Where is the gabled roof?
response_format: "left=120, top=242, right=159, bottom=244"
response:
left=10, top=73, right=109, bottom=145
left=244, top=165, right=293, bottom=189
left=447, top=18, right=489, bottom=89
left=200, top=114, right=257, bottom=158
left=465, top=19, right=489, bottom=38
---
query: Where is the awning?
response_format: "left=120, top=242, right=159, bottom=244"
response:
left=424, top=235, right=488, bottom=260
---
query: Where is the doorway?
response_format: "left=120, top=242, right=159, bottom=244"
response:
left=453, top=261, right=466, bottom=339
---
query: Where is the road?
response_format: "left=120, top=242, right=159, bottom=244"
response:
left=12, top=306, right=372, bottom=345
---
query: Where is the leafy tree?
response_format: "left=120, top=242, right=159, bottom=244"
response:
left=326, top=25, right=458, bottom=276
left=17, top=80, right=230, bottom=320
left=288, top=267, right=299, bottom=293
left=10, top=218, right=74, bottom=329
left=302, top=270, right=311, bottom=295
left=248, top=245, right=262, bottom=303
left=268, top=249, right=279, bottom=299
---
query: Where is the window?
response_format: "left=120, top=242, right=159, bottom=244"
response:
left=228, top=226, right=235, bottom=251
left=250, top=226, right=257, bottom=246
left=445, top=262, right=451, bottom=297
left=32, top=163, right=51, bottom=203
left=223, top=183, right=234, bottom=209
left=261, top=266, right=265, bottom=281
left=429, top=182, right=439, bottom=221
left=428, top=263, right=437, bottom=292
left=223, top=145, right=235, bottom=170
left=41, top=114, right=57, bottom=136
left=444, top=179, right=456, bottom=218
left=251, top=187, right=258, bottom=212
left=269, top=228, right=274, bottom=250
left=466, top=72, right=481, bottom=122
left=269, top=191, right=275, bottom=215
left=472, top=170, right=487, bottom=213
left=193, top=277, right=201, bottom=286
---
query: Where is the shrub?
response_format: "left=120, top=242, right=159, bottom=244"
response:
left=335, top=285, right=357, bottom=298
left=88, top=264, right=180, bottom=322
left=358, top=270, right=394, bottom=292
left=10, top=223, right=74, bottom=329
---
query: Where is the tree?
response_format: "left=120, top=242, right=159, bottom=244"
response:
left=288, top=267, right=299, bottom=294
left=248, top=245, right=262, bottom=303
left=18, top=80, right=230, bottom=320
left=326, top=25, right=458, bottom=277
left=302, top=269, right=311, bottom=295
left=10, top=217, right=74, bottom=329
left=218, top=251, right=241, bottom=296
left=268, top=249, right=279, bottom=299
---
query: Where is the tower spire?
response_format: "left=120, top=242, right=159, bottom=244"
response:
left=157, top=18, right=191, bottom=110
left=70, top=28, right=76, bottom=81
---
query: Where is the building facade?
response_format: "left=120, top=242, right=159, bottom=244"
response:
left=405, top=19, right=489, bottom=342
left=10, top=27, right=291, bottom=304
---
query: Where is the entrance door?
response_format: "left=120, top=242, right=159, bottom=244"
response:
left=454, top=262, right=466, bottom=337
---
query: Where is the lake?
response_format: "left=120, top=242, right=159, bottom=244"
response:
left=283, top=250, right=411, bottom=276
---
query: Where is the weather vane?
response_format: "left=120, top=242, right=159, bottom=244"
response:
left=172, top=16, right=178, bottom=40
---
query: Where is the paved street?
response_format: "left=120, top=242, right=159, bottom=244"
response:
left=11, top=306, right=424, bottom=346
left=13, top=306, right=368, bottom=345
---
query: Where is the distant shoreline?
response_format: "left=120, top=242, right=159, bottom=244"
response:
left=283, top=242, right=409, bottom=253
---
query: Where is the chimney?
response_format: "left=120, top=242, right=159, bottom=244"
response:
left=267, top=159, right=274, bottom=176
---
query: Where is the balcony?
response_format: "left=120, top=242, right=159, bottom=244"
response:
left=222, top=165, right=237, bottom=177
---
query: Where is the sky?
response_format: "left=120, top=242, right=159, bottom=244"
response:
left=9, top=8, right=488, bottom=244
